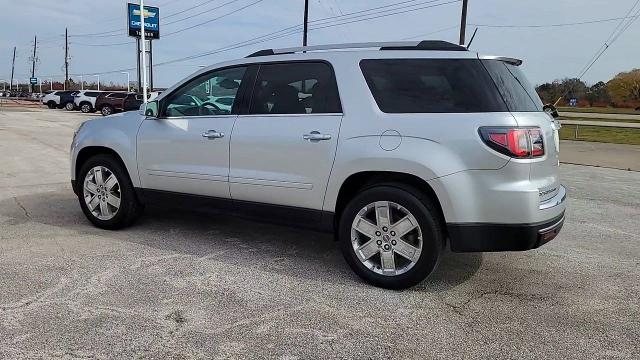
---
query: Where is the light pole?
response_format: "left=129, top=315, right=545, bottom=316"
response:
left=79, top=75, right=84, bottom=90
left=93, top=75, right=100, bottom=91
left=121, top=72, right=130, bottom=92
left=39, top=78, right=42, bottom=94
left=48, top=78, right=53, bottom=91
left=1, top=80, right=6, bottom=91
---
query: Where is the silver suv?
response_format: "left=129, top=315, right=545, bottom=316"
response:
left=70, top=41, right=566, bottom=289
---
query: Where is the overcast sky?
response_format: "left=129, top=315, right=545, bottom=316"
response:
left=1, top=0, right=638, bottom=88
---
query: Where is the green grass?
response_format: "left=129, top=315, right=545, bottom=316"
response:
left=558, top=116, right=640, bottom=124
left=557, top=106, right=639, bottom=115
left=560, top=124, right=640, bottom=146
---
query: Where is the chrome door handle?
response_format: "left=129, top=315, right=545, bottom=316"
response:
left=303, top=131, right=332, bottom=141
left=202, top=130, right=225, bottom=139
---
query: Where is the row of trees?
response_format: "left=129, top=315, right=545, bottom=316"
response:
left=536, top=69, right=640, bottom=108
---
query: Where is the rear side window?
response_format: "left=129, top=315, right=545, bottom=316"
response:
left=109, top=93, right=127, bottom=99
left=481, top=60, right=543, bottom=112
left=85, top=92, right=100, bottom=97
left=249, top=62, right=342, bottom=115
left=360, top=59, right=507, bottom=113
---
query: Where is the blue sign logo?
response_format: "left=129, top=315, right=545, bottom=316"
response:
left=30, top=77, right=37, bottom=85
left=127, top=3, right=160, bottom=39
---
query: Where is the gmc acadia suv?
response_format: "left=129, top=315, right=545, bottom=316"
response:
left=70, top=41, right=566, bottom=289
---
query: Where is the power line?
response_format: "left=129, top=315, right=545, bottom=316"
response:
left=576, top=1, right=640, bottom=79
left=162, top=0, right=268, bottom=37
left=32, top=0, right=460, bottom=77
left=164, top=0, right=245, bottom=26
left=470, top=15, right=640, bottom=28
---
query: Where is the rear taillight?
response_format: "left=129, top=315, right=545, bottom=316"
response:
left=479, top=127, right=545, bottom=158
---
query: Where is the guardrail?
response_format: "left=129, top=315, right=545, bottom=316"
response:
left=559, top=120, right=640, bottom=140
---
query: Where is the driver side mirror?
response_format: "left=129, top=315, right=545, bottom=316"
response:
left=543, top=104, right=559, bottom=119
left=141, top=100, right=159, bottom=118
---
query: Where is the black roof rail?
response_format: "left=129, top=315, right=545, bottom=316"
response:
left=380, top=40, right=467, bottom=51
left=246, top=40, right=468, bottom=57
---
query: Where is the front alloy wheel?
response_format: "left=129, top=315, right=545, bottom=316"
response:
left=83, top=166, right=121, bottom=220
left=65, top=102, right=74, bottom=111
left=81, top=103, right=92, bottom=113
left=77, top=154, right=142, bottom=229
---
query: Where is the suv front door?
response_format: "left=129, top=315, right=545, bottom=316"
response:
left=137, top=66, right=249, bottom=199
left=229, top=62, right=343, bottom=212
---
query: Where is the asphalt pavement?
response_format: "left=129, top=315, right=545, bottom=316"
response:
left=0, top=108, right=638, bottom=359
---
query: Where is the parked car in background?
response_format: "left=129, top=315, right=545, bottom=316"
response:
left=42, top=91, right=61, bottom=108
left=59, top=91, right=79, bottom=110
left=95, top=92, right=144, bottom=116
left=74, top=91, right=103, bottom=113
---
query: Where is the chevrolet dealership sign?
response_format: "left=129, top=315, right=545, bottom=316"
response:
left=127, top=3, right=160, bottom=39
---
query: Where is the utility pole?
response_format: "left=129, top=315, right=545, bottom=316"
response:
left=10, top=47, right=16, bottom=91
left=459, top=0, right=469, bottom=46
left=65, top=28, right=69, bottom=89
left=303, top=0, right=309, bottom=46
left=31, top=35, right=37, bottom=93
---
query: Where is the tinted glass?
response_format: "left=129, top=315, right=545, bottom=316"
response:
left=164, top=66, right=246, bottom=117
left=360, top=59, right=507, bottom=113
left=481, top=60, right=542, bottom=112
left=249, top=62, right=341, bottom=115
left=85, top=92, right=100, bottom=97
left=109, top=93, right=127, bottom=99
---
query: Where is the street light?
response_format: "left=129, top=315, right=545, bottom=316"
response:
left=93, top=75, right=100, bottom=91
left=79, top=75, right=84, bottom=90
left=121, top=72, right=130, bottom=92
left=48, top=78, right=53, bottom=91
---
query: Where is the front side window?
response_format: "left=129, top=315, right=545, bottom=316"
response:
left=163, top=66, right=246, bottom=117
left=249, top=62, right=341, bottom=115
left=360, top=59, right=507, bottom=113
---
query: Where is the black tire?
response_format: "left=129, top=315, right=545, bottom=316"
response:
left=47, top=101, right=56, bottom=109
left=65, top=102, right=75, bottom=111
left=77, top=154, right=143, bottom=229
left=339, top=184, right=443, bottom=289
left=101, top=105, right=113, bottom=116
left=80, top=102, right=93, bottom=113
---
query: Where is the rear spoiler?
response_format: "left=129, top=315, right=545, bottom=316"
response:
left=479, top=55, right=523, bottom=66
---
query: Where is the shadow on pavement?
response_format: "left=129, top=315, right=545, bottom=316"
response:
left=1, top=190, right=482, bottom=291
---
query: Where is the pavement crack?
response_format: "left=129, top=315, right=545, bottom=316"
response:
left=13, top=197, right=31, bottom=219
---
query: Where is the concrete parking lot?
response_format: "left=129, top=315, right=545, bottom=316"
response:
left=0, top=108, right=638, bottom=359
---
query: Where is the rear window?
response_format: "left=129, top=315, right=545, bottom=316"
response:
left=359, top=59, right=507, bottom=113
left=481, top=60, right=543, bottom=112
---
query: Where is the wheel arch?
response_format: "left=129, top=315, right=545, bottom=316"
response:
left=332, top=171, right=447, bottom=238
left=74, top=146, right=136, bottom=196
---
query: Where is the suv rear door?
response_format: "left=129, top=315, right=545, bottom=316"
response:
left=229, top=61, right=343, bottom=212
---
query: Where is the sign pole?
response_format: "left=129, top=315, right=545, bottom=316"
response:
left=139, top=0, right=148, bottom=103
left=149, top=40, right=153, bottom=92
left=136, top=38, right=142, bottom=93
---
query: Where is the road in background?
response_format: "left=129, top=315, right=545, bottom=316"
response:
left=0, top=109, right=638, bottom=358
left=560, top=111, right=640, bottom=121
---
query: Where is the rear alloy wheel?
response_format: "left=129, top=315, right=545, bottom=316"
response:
left=80, top=103, right=92, bottom=113
left=101, top=105, right=114, bottom=116
left=339, top=185, right=443, bottom=289
left=77, top=154, right=142, bottom=229
left=65, top=102, right=75, bottom=111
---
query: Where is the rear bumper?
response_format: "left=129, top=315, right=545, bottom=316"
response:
left=447, top=211, right=565, bottom=252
